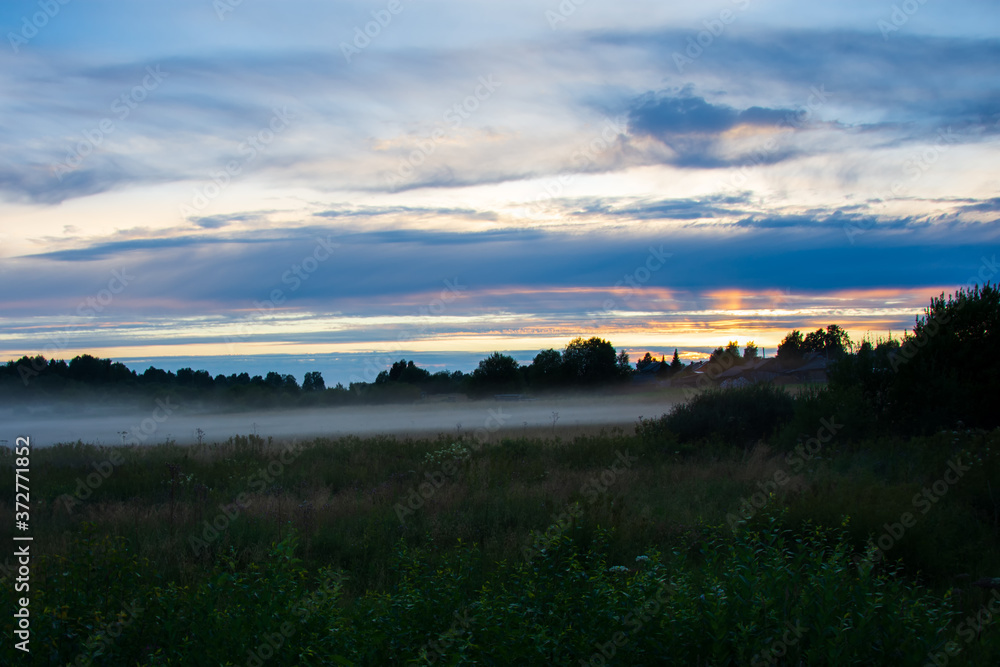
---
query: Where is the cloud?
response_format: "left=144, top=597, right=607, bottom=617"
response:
left=315, top=205, right=498, bottom=222
left=570, top=194, right=751, bottom=220
left=9, top=216, right=998, bottom=318
left=629, top=94, right=796, bottom=137
left=957, top=197, right=1000, bottom=215
left=624, top=92, right=803, bottom=168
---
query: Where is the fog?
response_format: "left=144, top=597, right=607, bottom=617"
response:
left=2, top=392, right=681, bottom=448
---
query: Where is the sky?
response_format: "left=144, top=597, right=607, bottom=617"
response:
left=0, top=0, right=998, bottom=386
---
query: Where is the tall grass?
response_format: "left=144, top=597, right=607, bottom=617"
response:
left=2, top=406, right=999, bottom=664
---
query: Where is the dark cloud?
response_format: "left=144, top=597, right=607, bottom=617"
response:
left=7, top=218, right=999, bottom=321
left=570, top=194, right=751, bottom=220
left=958, top=197, right=1000, bottom=214
left=624, top=93, right=801, bottom=168
left=0, top=158, right=154, bottom=206
left=629, top=94, right=797, bottom=138
left=601, top=29, right=1000, bottom=140
left=192, top=213, right=261, bottom=229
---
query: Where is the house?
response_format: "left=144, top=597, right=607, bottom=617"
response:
left=634, top=360, right=664, bottom=382
left=666, top=354, right=828, bottom=388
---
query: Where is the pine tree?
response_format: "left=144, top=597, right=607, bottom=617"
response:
left=670, top=349, right=683, bottom=374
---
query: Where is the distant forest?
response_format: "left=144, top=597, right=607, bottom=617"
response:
left=0, top=328, right=845, bottom=408
left=1, top=336, right=649, bottom=407
left=2, top=283, right=997, bottom=423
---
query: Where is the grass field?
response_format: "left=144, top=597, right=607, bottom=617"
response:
left=2, top=403, right=1000, bottom=665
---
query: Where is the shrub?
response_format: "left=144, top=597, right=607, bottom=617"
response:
left=638, top=383, right=795, bottom=448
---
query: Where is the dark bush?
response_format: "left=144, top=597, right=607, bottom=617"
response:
left=638, top=383, right=795, bottom=447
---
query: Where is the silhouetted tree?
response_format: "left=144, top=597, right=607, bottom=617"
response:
left=892, top=283, right=999, bottom=430
left=636, top=352, right=655, bottom=372
left=803, top=325, right=852, bottom=358
left=303, top=371, right=326, bottom=392
left=777, top=330, right=804, bottom=360
left=529, top=349, right=563, bottom=387
left=670, top=349, right=683, bottom=373
left=471, top=352, right=523, bottom=394
left=563, top=337, right=618, bottom=384
left=616, top=350, right=633, bottom=378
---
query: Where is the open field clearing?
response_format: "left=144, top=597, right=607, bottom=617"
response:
left=2, top=410, right=999, bottom=664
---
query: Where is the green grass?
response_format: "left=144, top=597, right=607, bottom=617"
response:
left=2, top=422, right=999, bottom=664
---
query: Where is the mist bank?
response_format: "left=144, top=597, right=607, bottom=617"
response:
left=2, top=390, right=683, bottom=448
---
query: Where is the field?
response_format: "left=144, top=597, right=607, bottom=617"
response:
left=2, top=386, right=1000, bottom=665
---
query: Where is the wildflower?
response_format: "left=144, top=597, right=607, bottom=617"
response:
left=635, top=555, right=650, bottom=564
left=608, top=565, right=629, bottom=574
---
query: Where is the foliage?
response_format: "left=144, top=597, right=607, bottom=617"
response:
left=777, top=330, right=805, bottom=360
left=563, top=336, right=620, bottom=384
left=638, top=384, right=796, bottom=447
left=529, top=348, right=565, bottom=387
left=670, top=349, right=683, bottom=373
left=469, top=352, right=524, bottom=395
left=3, top=421, right=1000, bottom=665
left=827, top=283, right=1000, bottom=435
left=892, top=282, right=1000, bottom=431
left=616, top=350, right=633, bottom=378
left=803, top=324, right=853, bottom=358
left=1, top=517, right=965, bottom=665
left=376, top=359, right=432, bottom=385
left=778, top=325, right=852, bottom=361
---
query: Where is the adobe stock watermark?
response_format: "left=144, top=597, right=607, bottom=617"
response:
left=7, top=0, right=72, bottom=54
left=15, top=267, right=136, bottom=386
left=582, top=583, right=673, bottom=666
left=924, top=589, right=1000, bottom=667
left=180, top=106, right=294, bottom=219
left=878, top=0, right=932, bottom=41
left=724, top=84, right=831, bottom=192
left=58, top=449, right=126, bottom=514
left=214, top=0, right=243, bottom=21
left=51, top=66, right=168, bottom=181
left=545, top=0, right=589, bottom=30
left=672, top=0, right=752, bottom=73
left=845, top=127, right=960, bottom=244
left=394, top=408, right=512, bottom=523
left=351, top=277, right=467, bottom=384
left=123, top=397, right=177, bottom=445
left=727, top=417, right=843, bottom=532
left=416, top=608, right=474, bottom=664
left=886, top=254, right=997, bottom=371
left=70, top=600, right=144, bottom=667
left=518, top=115, right=627, bottom=219
left=244, top=570, right=344, bottom=666
left=384, top=74, right=502, bottom=189
left=750, top=620, right=808, bottom=666
left=521, top=450, right=638, bottom=562
left=583, top=246, right=672, bottom=331
left=190, top=441, right=307, bottom=555
left=224, top=236, right=339, bottom=352
left=340, top=0, right=412, bottom=63
left=853, top=455, right=972, bottom=568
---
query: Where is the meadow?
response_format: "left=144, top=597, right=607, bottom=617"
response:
left=2, top=383, right=999, bottom=665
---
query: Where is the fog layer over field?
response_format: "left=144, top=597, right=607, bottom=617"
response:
left=2, top=392, right=681, bottom=447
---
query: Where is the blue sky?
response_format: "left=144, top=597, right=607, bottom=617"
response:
left=1, top=0, right=998, bottom=385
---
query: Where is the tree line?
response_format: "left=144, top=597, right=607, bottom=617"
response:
left=0, top=336, right=650, bottom=406
left=0, top=326, right=890, bottom=406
